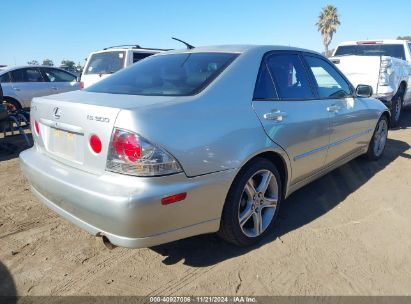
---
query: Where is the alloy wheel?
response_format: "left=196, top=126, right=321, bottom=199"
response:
left=238, top=169, right=279, bottom=237
left=373, top=119, right=388, bottom=157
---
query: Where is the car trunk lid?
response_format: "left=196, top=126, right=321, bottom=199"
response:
left=31, top=90, right=179, bottom=175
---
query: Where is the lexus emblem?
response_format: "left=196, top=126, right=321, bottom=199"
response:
left=53, top=107, right=62, bottom=119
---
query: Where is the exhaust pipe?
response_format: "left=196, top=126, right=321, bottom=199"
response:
left=101, top=235, right=117, bottom=250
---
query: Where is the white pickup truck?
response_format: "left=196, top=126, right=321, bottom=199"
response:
left=331, top=40, right=411, bottom=127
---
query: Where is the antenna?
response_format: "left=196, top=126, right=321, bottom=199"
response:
left=172, top=37, right=195, bottom=49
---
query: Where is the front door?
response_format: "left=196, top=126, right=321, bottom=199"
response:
left=10, top=68, right=51, bottom=108
left=303, top=54, right=372, bottom=165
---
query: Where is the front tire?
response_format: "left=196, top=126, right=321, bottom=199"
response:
left=218, top=158, right=282, bottom=247
left=366, top=115, right=389, bottom=161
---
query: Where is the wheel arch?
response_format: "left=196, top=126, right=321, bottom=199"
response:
left=381, top=110, right=391, bottom=126
left=229, top=149, right=291, bottom=201
left=3, top=96, right=23, bottom=109
left=399, top=81, right=407, bottom=97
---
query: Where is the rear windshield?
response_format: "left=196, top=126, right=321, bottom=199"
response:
left=334, top=44, right=406, bottom=60
left=86, top=52, right=238, bottom=96
left=85, top=51, right=126, bottom=75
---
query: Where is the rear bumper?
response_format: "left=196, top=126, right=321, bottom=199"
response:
left=20, top=148, right=235, bottom=248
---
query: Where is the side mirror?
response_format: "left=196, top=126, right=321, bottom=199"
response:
left=356, top=84, right=373, bottom=98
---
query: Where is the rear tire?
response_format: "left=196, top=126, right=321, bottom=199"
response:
left=389, top=90, right=403, bottom=128
left=3, top=98, right=22, bottom=112
left=218, top=158, right=282, bottom=247
left=366, top=115, right=389, bottom=161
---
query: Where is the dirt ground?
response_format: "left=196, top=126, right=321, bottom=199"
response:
left=1, top=112, right=411, bottom=297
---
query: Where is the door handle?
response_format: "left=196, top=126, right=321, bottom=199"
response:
left=263, top=110, right=287, bottom=122
left=12, top=87, right=20, bottom=91
left=327, top=105, right=341, bottom=113
left=51, top=86, right=58, bottom=90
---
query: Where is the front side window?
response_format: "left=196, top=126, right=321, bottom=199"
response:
left=11, top=68, right=43, bottom=82
left=86, top=52, right=238, bottom=96
left=43, top=68, right=76, bottom=82
left=85, top=51, right=126, bottom=75
left=266, top=54, right=314, bottom=100
left=0, top=73, right=11, bottom=83
left=304, top=55, right=352, bottom=99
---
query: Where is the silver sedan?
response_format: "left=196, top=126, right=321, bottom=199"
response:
left=0, top=65, right=80, bottom=110
left=20, top=45, right=389, bottom=248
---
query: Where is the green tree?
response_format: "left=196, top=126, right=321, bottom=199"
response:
left=42, top=59, right=54, bottom=66
left=397, top=36, right=411, bottom=40
left=60, top=60, right=76, bottom=69
left=27, top=60, right=39, bottom=65
left=316, top=5, right=341, bottom=57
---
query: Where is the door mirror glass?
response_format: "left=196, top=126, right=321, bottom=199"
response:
left=356, top=84, right=373, bottom=97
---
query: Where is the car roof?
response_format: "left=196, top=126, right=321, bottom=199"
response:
left=91, top=48, right=169, bottom=54
left=157, top=44, right=321, bottom=56
left=336, top=39, right=408, bottom=46
left=0, top=65, right=77, bottom=77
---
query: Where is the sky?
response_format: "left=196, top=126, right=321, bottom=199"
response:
left=1, top=0, right=410, bottom=66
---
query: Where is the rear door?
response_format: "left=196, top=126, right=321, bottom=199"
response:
left=9, top=68, right=51, bottom=108
left=252, top=51, right=331, bottom=184
left=41, top=67, right=80, bottom=94
left=303, top=54, right=373, bottom=165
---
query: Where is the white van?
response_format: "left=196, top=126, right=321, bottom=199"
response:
left=80, top=45, right=170, bottom=89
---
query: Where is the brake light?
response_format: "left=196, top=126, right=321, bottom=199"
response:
left=357, top=41, right=382, bottom=45
left=89, top=134, right=102, bottom=154
left=80, top=81, right=84, bottom=90
left=106, top=128, right=182, bottom=177
left=34, top=120, right=40, bottom=135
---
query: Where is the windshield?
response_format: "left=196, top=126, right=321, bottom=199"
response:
left=86, top=52, right=238, bottom=96
left=334, top=44, right=406, bottom=60
left=85, top=51, right=126, bottom=75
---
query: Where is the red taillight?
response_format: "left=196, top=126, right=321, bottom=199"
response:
left=112, top=131, right=141, bottom=162
left=89, top=134, right=102, bottom=154
left=161, top=192, right=187, bottom=205
left=34, top=120, right=40, bottom=135
left=80, top=81, right=84, bottom=90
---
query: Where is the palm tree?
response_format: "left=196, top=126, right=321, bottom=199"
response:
left=316, top=5, right=340, bottom=57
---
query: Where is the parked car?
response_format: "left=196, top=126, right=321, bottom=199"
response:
left=20, top=45, right=390, bottom=248
left=330, top=40, right=411, bottom=127
left=60, top=65, right=81, bottom=77
left=0, top=66, right=80, bottom=110
left=80, top=45, right=171, bottom=89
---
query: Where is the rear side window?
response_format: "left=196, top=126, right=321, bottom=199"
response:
left=266, top=54, right=314, bottom=100
left=10, top=68, right=44, bottom=82
left=43, top=68, right=77, bottom=82
left=85, top=51, right=126, bottom=75
left=86, top=53, right=238, bottom=96
left=0, top=73, right=11, bottom=83
left=254, top=63, right=277, bottom=100
left=304, top=55, right=352, bottom=99
left=133, top=52, right=154, bottom=63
